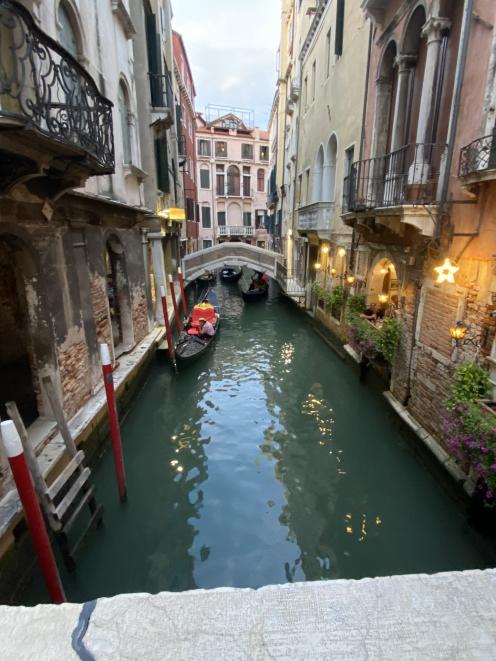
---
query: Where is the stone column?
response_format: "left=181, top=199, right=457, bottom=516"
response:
left=370, top=76, right=395, bottom=206
left=150, top=235, right=167, bottom=322
left=410, top=16, right=451, bottom=183
left=390, top=55, right=417, bottom=153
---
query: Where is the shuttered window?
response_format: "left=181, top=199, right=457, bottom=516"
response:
left=217, top=211, right=226, bottom=226
left=154, top=135, right=169, bottom=193
left=335, top=0, right=344, bottom=56
left=243, top=212, right=252, bottom=227
left=201, top=206, right=211, bottom=228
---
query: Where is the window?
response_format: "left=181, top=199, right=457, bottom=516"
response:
left=118, top=82, right=132, bottom=164
left=203, top=239, right=212, bottom=249
left=57, top=2, right=78, bottom=58
left=343, top=145, right=355, bottom=209
left=200, top=167, right=210, bottom=189
left=311, top=60, right=316, bottom=101
left=303, top=76, right=308, bottom=110
left=241, top=143, right=254, bottom=160
left=201, top=206, right=211, bottom=228
left=260, top=146, right=269, bottom=161
left=216, top=164, right=225, bottom=195
left=227, top=165, right=240, bottom=195
left=243, top=166, right=251, bottom=196
left=257, top=168, right=265, bottom=192
left=217, top=211, right=226, bottom=226
left=255, top=210, right=265, bottom=228
left=243, top=212, right=252, bottom=226
left=305, top=169, right=310, bottom=204
left=215, top=141, right=227, bottom=157
left=154, top=133, right=169, bottom=193
left=186, top=197, right=195, bottom=220
left=335, top=0, right=345, bottom=56
left=326, top=29, right=332, bottom=77
left=197, top=139, right=211, bottom=156
left=297, top=173, right=302, bottom=206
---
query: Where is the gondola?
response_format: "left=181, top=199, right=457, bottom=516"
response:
left=174, top=289, right=220, bottom=364
left=241, top=284, right=268, bottom=302
left=220, top=266, right=242, bottom=283
left=196, top=270, right=216, bottom=284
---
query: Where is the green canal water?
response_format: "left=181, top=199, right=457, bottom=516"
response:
left=19, top=283, right=495, bottom=604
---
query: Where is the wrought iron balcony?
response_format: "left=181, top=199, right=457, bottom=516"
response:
left=296, top=201, right=334, bottom=232
left=459, top=133, right=496, bottom=182
left=0, top=0, right=114, bottom=175
left=345, top=143, right=446, bottom=212
left=148, top=72, right=173, bottom=127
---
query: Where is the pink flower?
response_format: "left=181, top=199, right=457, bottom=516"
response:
left=485, top=490, right=493, bottom=499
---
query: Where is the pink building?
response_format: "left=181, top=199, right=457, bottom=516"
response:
left=195, top=114, right=270, bottom=249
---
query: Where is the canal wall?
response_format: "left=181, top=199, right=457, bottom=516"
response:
left=1, top=569, right=495, bottom=659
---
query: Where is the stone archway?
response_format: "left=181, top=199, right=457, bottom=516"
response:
left=367, top=256, right=399, bottom=308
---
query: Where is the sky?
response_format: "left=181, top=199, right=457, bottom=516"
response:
left=171, top=0, right=280, bottom=129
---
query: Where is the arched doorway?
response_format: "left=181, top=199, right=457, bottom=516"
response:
left=312, top=145, right=324, bottom=203
left=324, top=134, right=337, bottom=202
left=0, top=236, right=40, bottom=425
left=368, top=258, right=399, bottom=308
left=105, top=236, right=132, bottom=352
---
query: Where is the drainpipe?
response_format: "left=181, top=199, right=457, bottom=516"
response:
left=436, top=0, right=473, bottom=239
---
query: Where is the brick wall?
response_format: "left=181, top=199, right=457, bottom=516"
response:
left=419, top=288, right=459, bottom=358
left=90, top=272, right=112, bottom=347
left=132, top=286, right=149, bottom=344
left=58, top=336, right=91, bottom=418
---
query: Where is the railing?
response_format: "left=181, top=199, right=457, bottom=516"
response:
left=459, top=133, right=496, bottom=178
left=148, top=72, right=173, bottom=109
left=218, top=226, right=254, bottom=237
left=0, top=0, right=114, bottom=171
left=276, top=262, right=306, bottom=298
left=346, top=143, right=446, bottom=212
left=296, top=201, right=334, bottom=231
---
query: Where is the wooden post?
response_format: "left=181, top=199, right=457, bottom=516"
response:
left=178, top=267, right=188, bottom=317
left=168, top=274, right=181, bottom=334
left=160, top=285, right=175, bottom=363
left=1, top=420, right=65, bottom=603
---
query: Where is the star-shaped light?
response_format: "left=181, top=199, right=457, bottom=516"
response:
left=434, top=258, right=459, bottom=284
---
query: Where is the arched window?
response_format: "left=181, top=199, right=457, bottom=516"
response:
left=227, top=165, right=240, bottom=196
left=313, top=146, right=324, bottom=202
left=324, top=135, right=337, bottom=202
left=257, top=168, right=265, bottom=192
left=118, top=82, right=132, bottom=164
left=57, top=2, right=79, bottom=58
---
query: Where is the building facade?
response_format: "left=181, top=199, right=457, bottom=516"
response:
left=173, top=29, right=199, bottom=255
left=0, top=0, right=183, bottom=450
left=195, top=113, right=270, bottom=250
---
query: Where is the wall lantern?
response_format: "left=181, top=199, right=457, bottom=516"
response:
left=321, top=244, right=330, bottom=255
left=346, top=274, right=356, bottom=285
left=314, top=262, right=322, bottom=270
left=449, top=320, right=482, bottom=349
left=288, top=229, right=293, bottom=238
left=435, top=258, right=459, bottom=284
left=378, top=293, right=389, bottom=304
left=338, top=247, right=346, bottom=258
left=330, top=268, right=337, bottom=276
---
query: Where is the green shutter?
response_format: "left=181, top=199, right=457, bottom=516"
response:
left=154, top=136, right=169, bottom=194
left=335, top=0, right=344, bottom=56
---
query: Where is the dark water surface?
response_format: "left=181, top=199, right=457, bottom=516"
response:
left=18, top=284, right=494, bottom=603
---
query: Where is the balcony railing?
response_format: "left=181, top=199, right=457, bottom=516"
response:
left=0, top=0, right=114, bottom=172
left=218, top=226, right=254, bottom=237
left=345, top=143, right=446, bottom=212
left=296, top=201, right=334, bottom=232
left=148, top=72, right=173, bottom=110
left=459, top=133, right=496, bottom=178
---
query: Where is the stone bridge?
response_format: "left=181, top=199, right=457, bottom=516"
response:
left=182, top=242, right=307, bottom=300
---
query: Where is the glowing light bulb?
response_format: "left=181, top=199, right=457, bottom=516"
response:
left=338, top=247, right=346, bottom=258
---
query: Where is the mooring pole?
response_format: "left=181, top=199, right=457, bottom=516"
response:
left=178, top=267, right=188, bottom=317
left=160, top=285, right=175, bottom=363
left=0, top=420, right=65, bottom=604
left=168, top=274, right=181, bottom=334
left=99, top=343, right=127, bottom=502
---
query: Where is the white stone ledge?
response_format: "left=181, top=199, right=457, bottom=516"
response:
left=0, top=569, right=495, bottom=660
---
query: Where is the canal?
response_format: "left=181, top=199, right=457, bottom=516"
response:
left=19, top=282, right=495, bottom=604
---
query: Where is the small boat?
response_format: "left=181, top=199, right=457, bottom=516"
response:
left=241, top=272, right=269, bottom=302
left=196, top=270, right=216, bottom=284
left=175, top=290, right=220, bottom=364
left=220, top=266, right=242, bottom=283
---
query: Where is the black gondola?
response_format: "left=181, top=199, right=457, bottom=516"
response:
left=174, top=290, right=220, bottom=364
left=241, top=284, right=268, bottom=302
left=196, top=270, right=217, bottom=284
left=220, top=266, right=242, bottom=283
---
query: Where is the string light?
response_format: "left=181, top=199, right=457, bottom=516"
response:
left=338, top=247, right=346, bottom=258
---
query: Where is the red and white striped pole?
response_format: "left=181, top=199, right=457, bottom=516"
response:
left=160, top=285, right=174, bottom=363
left=178, top=267, right=187, bottom=317
left=100, top=343, right=127, bottom=502
left=0, top=420, right=65, bottom=604
left=168, top=274, right=181, bottom=334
